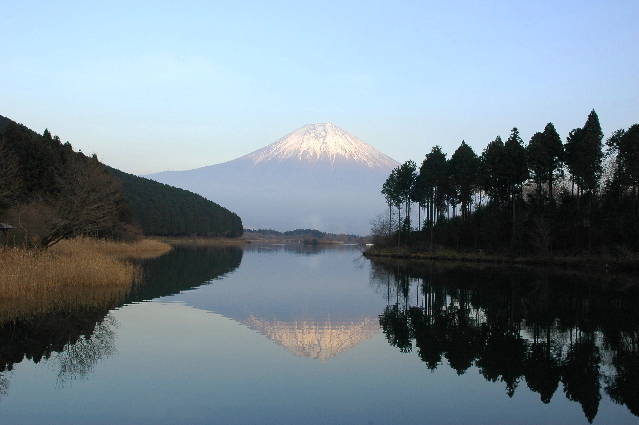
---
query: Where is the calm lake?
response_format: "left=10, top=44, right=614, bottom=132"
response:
left=0, top=243, right=637, bottom=424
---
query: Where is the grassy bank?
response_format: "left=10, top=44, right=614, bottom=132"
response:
left=363, top=245, right=639, bottom=271
left=0, top=237, right=171, bottom=321
left=52, top=237, right=172, bottom=259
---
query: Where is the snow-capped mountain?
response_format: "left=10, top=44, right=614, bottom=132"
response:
left=243, top=123, right=398, bottom=171
left=146, top=123, right=399, bottom=235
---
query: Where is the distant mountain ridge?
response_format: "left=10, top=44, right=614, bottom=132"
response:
left=147, top=123, right=399, bottom=235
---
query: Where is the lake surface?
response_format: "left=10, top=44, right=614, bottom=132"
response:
left=0, top=243, right=638, bottom=424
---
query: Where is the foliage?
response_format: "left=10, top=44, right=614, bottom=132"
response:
left=375, top=110, right=639, bottom=253
left=106, top=166, right=243, bottom=237
left=448, top=141, right=479, bottom=220
left=0, top=115, right=243, bottom=245
left=565, top=110, right=604, bottom=193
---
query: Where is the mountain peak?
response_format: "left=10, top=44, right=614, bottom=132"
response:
left=241, top=123, right=399, bottom=171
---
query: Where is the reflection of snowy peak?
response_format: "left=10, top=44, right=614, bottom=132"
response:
left=244, top=316, right=380, bottom=363
left=242, top=123, right=398, bottom=171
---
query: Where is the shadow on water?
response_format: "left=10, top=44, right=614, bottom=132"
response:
left=0, top=306, right=120, bottom=400
left=0, top=244, right=244, bottom=400
left=123, top=244, right=244, bottom=304
left=370, top=258, right=639, bottom=423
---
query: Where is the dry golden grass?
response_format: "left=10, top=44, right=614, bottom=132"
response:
left=51, top=237, right=172, bottom=259
left=0, top=237, right=169, bottom=322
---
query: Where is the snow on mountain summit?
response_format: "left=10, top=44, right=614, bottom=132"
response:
left=145, top=122, right=400, bottom=234
left=242, top=123, right=399, bottom=171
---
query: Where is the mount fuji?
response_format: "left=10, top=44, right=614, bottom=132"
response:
left=145, top=123, right=399, bottom=235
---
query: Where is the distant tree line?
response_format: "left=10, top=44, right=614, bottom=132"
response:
left=377, top=110, right=639, bottom=253
left=0, top=115, right=242, bottom=246
left=244, top=228, right=362, bottom=243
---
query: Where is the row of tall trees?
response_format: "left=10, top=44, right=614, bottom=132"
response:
left=379, top=110, right=639, bottom=252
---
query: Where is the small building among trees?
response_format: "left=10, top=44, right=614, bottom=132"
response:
left=1, top=222, right=13, bottom=239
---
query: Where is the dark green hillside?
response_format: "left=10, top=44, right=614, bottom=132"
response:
left=0, top=114, right=242, bottom=244
left=106, top=166, right=242, bottom=237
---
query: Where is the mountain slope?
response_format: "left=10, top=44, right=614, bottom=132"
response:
left=106, top=166, right=243, bottom=237
left=0, top=114, right=243, bottom=239
left=147, top=123, right=398, bottom=235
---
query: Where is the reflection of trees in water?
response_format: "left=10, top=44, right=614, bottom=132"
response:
left=245, top=243, right=358, bottom=257
left=124, top=245, right=244, bottom=303
left=50, top=314, right=118, bottom=386
left=0, top=307, right=117, bottom=401
left=0, top=244, right=245, bottom=401
left=0, top=372, right=10, bottom=399
left=371, top=260, right=639, bottom=423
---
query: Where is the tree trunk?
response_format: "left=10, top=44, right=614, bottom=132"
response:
left=548, top=170, right=554, bottom=206
left=397, top=206, right=401, bottom=248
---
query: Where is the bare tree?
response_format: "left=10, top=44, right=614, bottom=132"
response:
left=38, top=154, right=124, bottom=248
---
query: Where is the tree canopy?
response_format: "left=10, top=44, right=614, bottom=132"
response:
left=0, top=115, right=243, bottom=246
left=375, top=110, right=639, bottom=253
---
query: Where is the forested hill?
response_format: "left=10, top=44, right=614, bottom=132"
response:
left=0, top=115, right=242, bottom=244
left=106, top=166, right=242, bottom=237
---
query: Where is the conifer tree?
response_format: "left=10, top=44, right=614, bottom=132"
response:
left=396, top=160, right=417, bottom=232
left=449, top=141, right=479, bottom=220
left=527, top=131, right=547, bottom=203
left=417, top=146, right=448, bottom=225
left=542, top=123, right=564, bottom=204
left=504, top=128, right=529, bottom=206
left=480, top=136, right=509, bottom=206
left=607, top=124, right=639, bottom=249
left=382, top=169, right=401, bottom=236
left=565, top=110, right=603, bottom=197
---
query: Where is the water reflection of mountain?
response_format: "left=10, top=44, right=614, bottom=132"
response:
left=244, top=316, right=379, bottom=362
left=370, top=259, right=639, bottom=423
left=167, top=244, right=383, bottom=361
left=123, top=245, right=244, bottom=304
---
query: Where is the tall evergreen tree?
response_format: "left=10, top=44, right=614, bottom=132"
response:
left=526, top=123, right=563, bottom=206
left=607, top=124, right=639, bottom=249
left=565, top=110, right=604, bottom=196
left=504, top=128, right=529, bottom=207
left=527, top=131, right=547, bottom=203
left=480, top=136, right=509, bottom=206
left=396, top=160, right=417, bottom=232
left=542, top=123, right=564, bottom=204
left=449, top=141, right=479, bottom=220
left=382, top=168, right=401, bottom=236
left=417, top=146, right=448, bottom=225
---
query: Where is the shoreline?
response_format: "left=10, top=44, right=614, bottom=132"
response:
left=363, top=247, right=639, bottom=272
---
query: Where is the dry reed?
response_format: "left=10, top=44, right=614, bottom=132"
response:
left=0, top=237, right=169, bottom=322
left=51, top=237, right=172, bottom=259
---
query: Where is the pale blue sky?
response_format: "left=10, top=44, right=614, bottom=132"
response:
left=2, top=0, right=637, bottom=174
